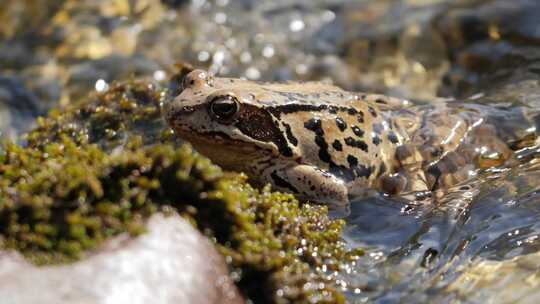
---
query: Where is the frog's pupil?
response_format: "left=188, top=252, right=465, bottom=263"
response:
left=211, top=96, right=238, bottom=119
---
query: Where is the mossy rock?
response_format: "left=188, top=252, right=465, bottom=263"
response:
left=0, top=67, right=362, bottom=303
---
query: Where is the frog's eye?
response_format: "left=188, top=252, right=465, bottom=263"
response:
left=209, top=95, right=240, bottom=121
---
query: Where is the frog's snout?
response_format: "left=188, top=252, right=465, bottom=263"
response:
left=166, top=102, right=193, bottom=121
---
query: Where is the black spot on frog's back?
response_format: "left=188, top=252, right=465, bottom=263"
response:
left=387, top=131, right=399, bottom=144
left=347, top=155, right=358, bottom=166
left=351, top=126, right=364, bottom=137
left=344, top=137, right=368, bottom=152
left=345, top=155, right=373, bottom=179
left=332, top=139, right=343, bottom=151
left=304, top=118, right=332, bottom=163
left=357, top=111, right=365, bottom=124
left=347, top=108, right=357, bottom=115
left=304, top=117, right=323, bottom=134
left=335, top=117, right=347, bottom=131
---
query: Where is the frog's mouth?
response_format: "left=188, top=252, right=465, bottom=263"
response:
left=173, top=128, right=267, bottom=171
left=173, top=127, right=268, bottom=153
left=174, top=128, right=248, bottom=148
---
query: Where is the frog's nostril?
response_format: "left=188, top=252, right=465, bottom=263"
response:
left=181, top=106, right=195, bottom=113
left=165, top=104, right=196, bottom=125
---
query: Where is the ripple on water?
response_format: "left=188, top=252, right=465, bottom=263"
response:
left=342, top=160, right=540, bottom=302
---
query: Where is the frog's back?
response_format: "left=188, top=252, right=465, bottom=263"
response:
left=259, top=85, right=409, bottom=190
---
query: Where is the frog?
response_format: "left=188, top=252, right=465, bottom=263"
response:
left=164, top=69, right=539, bottom=208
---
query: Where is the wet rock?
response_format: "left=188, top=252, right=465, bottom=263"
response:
left=0, top=214, right=243, bottom=304
left=0, top=75, right=46, bottom=140
left=443, top=251, right=540, bottom=303
left=0, top=76, right=44, bottom=118
left=436, top=0, right=540, bottom=96
left=0, top=42, right=44, bottom=70
left=0, top=0, right=64, bottom=40
left=66, top=54, right=162, bottom=101
left=332, top=1, right=451, bottom=100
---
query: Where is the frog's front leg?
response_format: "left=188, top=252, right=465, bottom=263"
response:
left=265, top=165, right=349, bottom=208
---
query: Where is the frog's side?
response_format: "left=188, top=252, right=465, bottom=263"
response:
left=165, top=69, right=538, bottom=207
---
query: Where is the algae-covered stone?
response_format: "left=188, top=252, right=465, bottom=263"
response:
left=0, top=136, right=359, bottom=303
left=0, top=71, right=362, bottom=303
left=24, top=77, right=168, bottom=149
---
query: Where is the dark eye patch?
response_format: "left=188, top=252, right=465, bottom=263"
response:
left=236, top=111, right=275, bottom=141
left=235, top=104, right=293, bottom=157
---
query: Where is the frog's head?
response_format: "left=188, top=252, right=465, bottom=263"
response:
left=165, top=69, right=296, bottom=171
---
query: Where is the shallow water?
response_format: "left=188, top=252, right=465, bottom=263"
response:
left=2, top=0, right=540, bottom=302
left=343, top=161, right=540, bottom=302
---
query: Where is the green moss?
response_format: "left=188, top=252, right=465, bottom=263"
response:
left=0, top=69, right=362, bottom=303
left=24, top=78, right=168, bottom=149
left=0, top=136, right=215, bottom=261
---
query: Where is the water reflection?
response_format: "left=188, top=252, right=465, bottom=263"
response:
left=343, top=159, right=540, bottom=301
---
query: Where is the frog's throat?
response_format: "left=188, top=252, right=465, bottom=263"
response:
left=173, top=128, right=274, bottom=170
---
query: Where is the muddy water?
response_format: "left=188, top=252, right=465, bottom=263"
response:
left=1, top=0, right=540, bottom=302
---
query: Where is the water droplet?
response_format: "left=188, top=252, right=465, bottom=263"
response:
left=153, top=70, right=166, bottom=81
left=214, top=12, right=227, bottom=24
left=240, top=51, right=252, bottom=63
left=289, top=19, right=305, bottom=32
left=262, top=45, right=275, bottom=58
left=198, top=51, right=210, bottom=62
left=245, top=67, right=261, bottom=80
left=322, top=10, right=335, bottom=22
left=213, top=50, right=226, bottom=65
left=295, top=63, right=308, bottom=75
left=95, top=79, right=109, bottom=92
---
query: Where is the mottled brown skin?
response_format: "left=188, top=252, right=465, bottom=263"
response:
left=165, top=69, right=538, bottom=207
